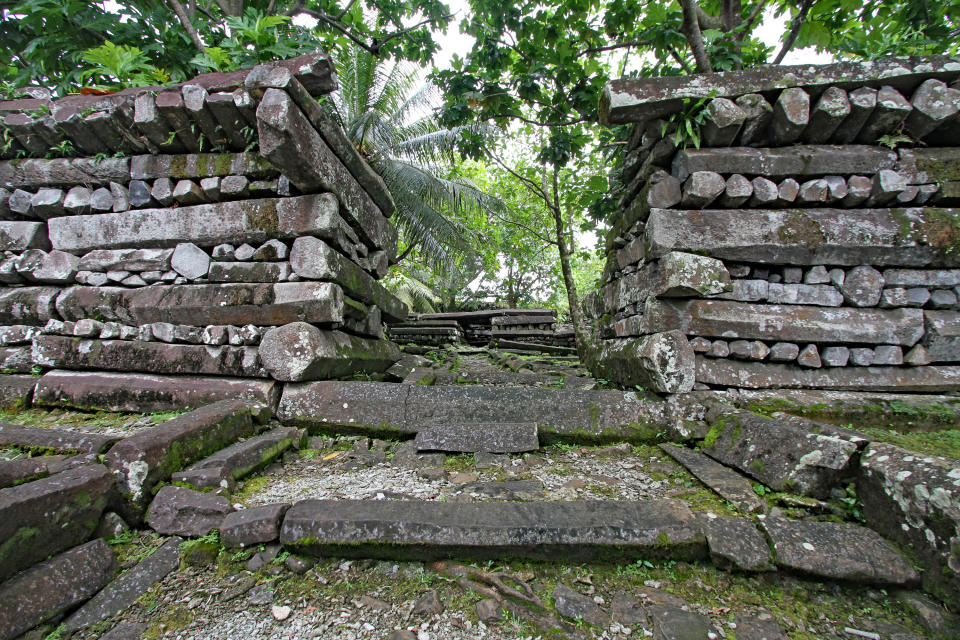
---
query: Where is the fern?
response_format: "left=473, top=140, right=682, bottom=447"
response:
left=80, top=41, right=169, bottom=88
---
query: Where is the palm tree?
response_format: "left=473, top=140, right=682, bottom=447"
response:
left=328, top=42, right=494, bottom=282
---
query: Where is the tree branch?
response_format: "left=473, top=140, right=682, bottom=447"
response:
left=680, top=0, right=713, bottom=72
left=581, top=40, right=653, bottom=55
left=167, top=0, right=206, bottom=53
left=486, top=113, right=589, bottom=128
left=488, top=152, right=549, bottom=202
left=392, top=239, right=420, bottom=265
left=773, top=0, right=813, bottom=64
left=667, top=45, right=693, bottom=73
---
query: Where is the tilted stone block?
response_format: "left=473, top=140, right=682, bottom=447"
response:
left=0, top=220, right=49, bottom=251
left=173, top=427, right=303, bottom=490
left=802, top=86, right=851, bottom=144
left=905, top=78, right=960, bottom=139
left=770, top=87, right=809, bottom=145
left=588, top=331, right=695, bottom=394
left=856, top=85, right=913, bottom=144
left=221, top=503, right=290, bottom=547
left=701, top=97, right=745, bottom=147
left=833, top=86, right=878, bottom=144
left=0, top=464, right=113, bottom=582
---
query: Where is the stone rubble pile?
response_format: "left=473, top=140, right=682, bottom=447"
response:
left=587, top=56, right=960, bottom=394
left=0, top=53, right=405, bottom=411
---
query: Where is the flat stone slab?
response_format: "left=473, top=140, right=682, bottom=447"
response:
left=700, top=513, right=773, bottom=572
left=0, top=453, right=96, bottom=489
left=701, top=411, right=858, bottom=499
left=858, top=442, right=960, bottom=606
left=277, top=381, right=676, bottom=442
left=172, top=427, right=303, bottom=490
left=0, top=464, right=112, bottom=582
left=106, top=399, right=262, bottom=515
left=648, top=604, right=715, bottom=640
left=63, top=537, right=182, bottom=634
left=696, top=357, right=960, bottom=392
left=759, top=515, right=920, bottom=585
left=601, top=56, right=960, bottom=123
left=281, top=499, right=706, bottom=562
left=33, top=335, right=267, bottom=378
left=0, top=539, right=116, bottom=640
left=659, top=444, right=764, bottom=513
left=645, top=207, right=960, bottom=268
left=146, top=485, right=234, bottom=537
left=33, top=370, right=279, bottom=413
left=414, top=423, right=539, bottom=453
left=221, top=503, right=291, bottom=547
left=0, top=423, right=118, bottom=453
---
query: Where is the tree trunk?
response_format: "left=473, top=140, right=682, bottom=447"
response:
left=679, top=0, right=713, bottom=73
left=547, top=165, right=589, bottom=360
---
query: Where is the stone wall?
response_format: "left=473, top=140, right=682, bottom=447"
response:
left=588, top=56, right=960, bottom=394
left=387, top=309, right=577, bottom=350
left=0, top=53, right=404, bottom=402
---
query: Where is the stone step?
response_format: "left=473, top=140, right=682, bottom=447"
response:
left=414, top=423, right=539, bottom=453
left=172, top=426, right=304, bottom=490
left=280, top=499, right=706, bottom=562
left=659, top=444, right=765, bottom=513
left=33, top=370, right=279, bottom=413
left=277, top=381, right=679, bottom=442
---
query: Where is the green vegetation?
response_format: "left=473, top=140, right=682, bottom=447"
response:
left=857, top=427, right=960, bottom=460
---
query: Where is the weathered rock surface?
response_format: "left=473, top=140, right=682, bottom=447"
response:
left=701, top=411, right=859, bottom=498
left=696, top=357, right=960, bottom=392
left=646, top=206, right=960, bottom=267
left=278, top=381, right=676, bottom=441
left=146, top=485, right=234, bottom=536
left=647, top=604, right=715, bottom=640
left=56, top=281, right=346, bottom=327
left=221, top=503, right=291, bottom=547
left=0, top=157, right=130, bottom=188
left=0, top=423, right=117, bottom=453
left=105, top=399, right=262, bottom=515
left=63, top=537, right=182, bottom=634
left=0, top=539, right=117, bottom=640
left=172, top=427, right=303, bottom=490
left=659, top=444, right=764, bottom=512
left=259, top=323, right=399, bottom=381
left=759, top=515, right=920, bottom=585
left=858, top=442, right=960, bottom=606
left=48, top=194, right=344, bottom=251
left=701, top=514, right=773, bottom=572
left=642, top=298, right=923, bottom=346
left=0, top=464, right=113, bottom=581
left=923, top=310, right=960, bottom=362
left=32, top=335, right=267, bottom=378
left=671, top=145, right=896, bottom=180
left=552, top=584, right=610, bottom=627
left=0, top=375, right=35, bottom=409
left=589, top=331, right=696, bottom=394
left=281, top=499, right=706, bottom=561
left=414, top=423, right=539, bottom=453
left=0, top=287, right=58, bottom=325
left=290, top=236, right=407, bottom=322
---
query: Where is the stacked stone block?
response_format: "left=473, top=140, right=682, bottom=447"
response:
left=589, top=57, right=960, bottom=394
left=0, top=54, right=405, bottom=403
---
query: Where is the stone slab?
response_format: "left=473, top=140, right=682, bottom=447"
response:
left=56, top=281, right=345, bottom=327
left=0, top=464, right=113, bottom=582
left=172, top=426, right=302, bottom=489
left=644, top=298, right=924, bottom=346
left=146, top=485, right=234, bottom=536
left=258, top=323, right=399, bottom=381
left=601, top=57, right=960, bottom=124
left=32, top=335, right=267, bottom=378
left=63, top=536, right=182, bottom=634
left=858, top=442, right=960, bottom=606
left=0, top=157, right=130, bottom=188
left=0, top=287, right=59, bottom=325
left=414, top=423, right=539, bottom=453
left=645, top=207, right=960, bottom=267
left=759, top=515, right=919, bottom=585
left=33, top=370, right=279, bottom=413
left=0, top=423, right=118, bottom=454
left=277, top=381, right=677, bottom=442
left=659, top=444, right=764, bottom=513
left=48, top=194, right=342, bottom=252
left=0, top=375, right=37, bottom=409
left=128, top=153, right=277, bottom=180
left=105, top=399, right=261, bottom=515
left=0, top=220, right=50, bottom=251
left=923, top=310, right=960, bottom=362
left=281, top=499, right=706, bottom=561
left=672, top=146, right=896, bottom=181
left=701, top=514, right=773, bottom=572
left=589, top=332, right=695, bottom=394
left=0, top=539, right=116, bottom=640
left=696, top=357, right=960, bottom=392
left=221, top=503, right=291, bottom=547
left=701, top=411, right=859, bottom=498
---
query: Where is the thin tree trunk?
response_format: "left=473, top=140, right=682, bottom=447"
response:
left=680, top=0, right=713, bottom=73
left=168, top=0, right=206, bottom=53
left=547, top=165, right=588, bottom=359
left=773, top=0, right=813, bottom=64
